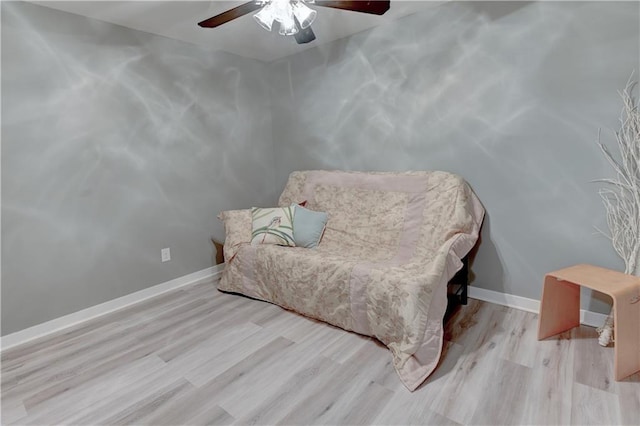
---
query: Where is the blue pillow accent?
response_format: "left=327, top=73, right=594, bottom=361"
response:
left=292, top=204, right=328, bottom=249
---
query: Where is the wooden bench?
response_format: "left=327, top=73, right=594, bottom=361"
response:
left=537, top=264, right=640, bottom=380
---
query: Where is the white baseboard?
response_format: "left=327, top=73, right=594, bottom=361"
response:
left=468, top=286, right=608, bottom=328
left=581, top=309, right=610, bottom=328
left=0, top=264, right=225, bottom=351
left=1, top=268, right=608, bottom=351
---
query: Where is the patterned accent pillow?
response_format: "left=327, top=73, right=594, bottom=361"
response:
left=251, top=207, right=296, bottom=246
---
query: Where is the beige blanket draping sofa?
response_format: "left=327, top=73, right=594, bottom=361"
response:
left=218, top=170, right=484, bottom=391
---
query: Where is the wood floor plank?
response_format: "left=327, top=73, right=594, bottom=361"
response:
left=215, top=324, right=345, bottom=416
left=243, top=300, right=286, bottom=325
left=1, top=318, right=132, bottom=391
left=522, top=329, right=575, bottom=425
left=429, top=303, right=508, bottom=424
left=0, top=287, right=194, bottom=364
left=373, top=340, right=465, bottom=424
left=320, top=330, right=372, bottom=364
left=443, top=299, right=489, bottom=345
left=21, top=339, right=162, bottom=410
left=1, top=281, right=214, bottom=368
left=329, top=379, right=393, bottom=425
left=258, top=309, right=344, bottom=343
left=421, top=340, right=466, bottom=392
left=89, top=376, right=209, bottom=426
left=232, top=355, right=343, bottom=425
left=145, top=391, right=236, bottom=426
left=14, top=297, right=221, bottom=408
left=573, top=325, right=617, bottom=393
left=165, top=321, right=265, bottom=377
left=2, top=296, right=212, bottom=397
left=99, top=379, right=196, bottom=425
left=497, top=308, right=539, bottom=368
left=19, top=355, right=167, bottom=424
left=571, top=382, right=622, bottom=425
left=1, top=321, right=123, bottom=375
left=130, top=296, right=230, bottom=345
left=429, top=352, right=495, bottom=424
left=1, top=399, right=26, bottom=424
left=179, top=326, right=284, bottom=387
left=187, top=404, right=235, bottom=426
left=617, top=373, right=640, bottom=425
left=469, top=358, right=532, bottom=425
left=1, top=279, right=634, bottom=426
left=374, top=402, right=461, bottom=426
left=276, top=342, right=393, bottom=425
left=59, top=359, right=193, bottom=425
left=194, top=336, right=295, bottom=392
left=154, top=295, right=252, bottom=362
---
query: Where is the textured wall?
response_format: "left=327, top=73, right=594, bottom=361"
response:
left=3, top=1, right=639, bottom=335
left=268, top=1, right=640, bottom=312
left=1, top=2, right=277, bottom=334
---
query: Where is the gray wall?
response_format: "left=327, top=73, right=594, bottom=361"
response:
left=3, top=1, right=638, bottom=335
left=268, top=1, right=640, bottom=312
left=1, top=2, right=277, bottom=335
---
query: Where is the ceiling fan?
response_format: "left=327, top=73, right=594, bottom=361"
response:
left=198, top=1, right=391, bottom=44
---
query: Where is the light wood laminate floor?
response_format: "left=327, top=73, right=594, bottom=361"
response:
left=2, top=278, right=638, bottom=425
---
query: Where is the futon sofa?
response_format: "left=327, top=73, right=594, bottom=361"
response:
left=218, top=170, right=484, bottom=391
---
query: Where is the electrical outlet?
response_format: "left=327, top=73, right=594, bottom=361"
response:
left=161, top=247, right=171, bottom=262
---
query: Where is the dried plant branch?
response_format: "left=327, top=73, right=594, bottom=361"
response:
left=595, top=74, right=640, bottom=277
left=595, top=74, right=640, bottom=346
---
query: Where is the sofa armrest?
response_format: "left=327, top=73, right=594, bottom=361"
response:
left=217, top=209, right=252, bottom=262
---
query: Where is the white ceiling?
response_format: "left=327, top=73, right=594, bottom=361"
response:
left=29, top=1, right=440, bottom=62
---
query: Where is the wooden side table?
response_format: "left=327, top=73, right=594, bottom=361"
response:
left=537, top=264, right=640, bottom=380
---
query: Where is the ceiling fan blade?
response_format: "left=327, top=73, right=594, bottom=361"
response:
left=294, top=19, right=316, bottom=44
left=313, top=1, right=390, bottom=15
left=198, top=1, right=263, bottom=28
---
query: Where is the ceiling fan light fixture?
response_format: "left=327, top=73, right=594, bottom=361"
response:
left=292, top=1, right=317, bottom=29
left=277, top=13, right=298, bottom=35
left=253, top=3, right=276, bottom=31
left=199, top=0, right=391, bottom=45
left=252, top=0, right=319, bottom=35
